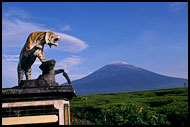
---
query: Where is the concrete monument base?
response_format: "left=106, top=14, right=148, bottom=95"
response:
left=2, top=85, right=76, bottom=125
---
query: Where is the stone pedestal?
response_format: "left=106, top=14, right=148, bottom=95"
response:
left=2, top=86, right=76, bottom=125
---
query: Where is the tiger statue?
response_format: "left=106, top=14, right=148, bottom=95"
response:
left=17, top=30, right=61, bottom=84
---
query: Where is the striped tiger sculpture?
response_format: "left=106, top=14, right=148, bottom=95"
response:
left=17, top=30, right=61, bottom=84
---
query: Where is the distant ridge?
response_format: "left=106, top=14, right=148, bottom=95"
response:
left=63, top=62, right=188, bottom=95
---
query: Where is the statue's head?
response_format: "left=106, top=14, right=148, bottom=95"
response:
left=39, top=59, right=56, bottom=72
left=45, top=30, right=61, bottom=48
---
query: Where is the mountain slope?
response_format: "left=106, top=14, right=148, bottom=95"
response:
left=64, top=62, right=188, bottom=95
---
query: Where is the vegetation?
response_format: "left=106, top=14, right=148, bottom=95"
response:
left=70, top=87, right=188, bottom=125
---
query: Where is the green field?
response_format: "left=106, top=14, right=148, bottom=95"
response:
left=70, top=87, right=188, bottom=125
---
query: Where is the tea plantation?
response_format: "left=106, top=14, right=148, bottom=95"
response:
left=70, top=87, right=188, bottom=125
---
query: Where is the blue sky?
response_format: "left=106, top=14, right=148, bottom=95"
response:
left=2, top=2, right=188, bottom=88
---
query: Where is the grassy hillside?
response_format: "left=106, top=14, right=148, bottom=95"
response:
left=70, top=87, right=188, bottom=125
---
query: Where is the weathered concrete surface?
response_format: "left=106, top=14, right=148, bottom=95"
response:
left=2, top=86, right=76, bottom=103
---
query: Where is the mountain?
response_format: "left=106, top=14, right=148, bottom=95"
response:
left=63, top=62, right=188, bottom=95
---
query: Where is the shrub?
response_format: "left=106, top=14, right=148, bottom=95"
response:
left=95, top=102, right=170, bottom=125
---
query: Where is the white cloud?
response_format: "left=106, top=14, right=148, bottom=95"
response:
left=2, top=17, right=89, bottom=52
left=2, top=54, right=19, bottom=62
left=2, top=7, right=89, bottom=53
left=56, top=55, right=83, bottom=72
left=55, top=32, right=89, bottom=53
left=54, top=55, right=85, bottom=84
left=2, top=18, right=45, bottom=49
left=3, top=19, right=44, bottom=36
left=168, top=2, right=187, bottom=13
